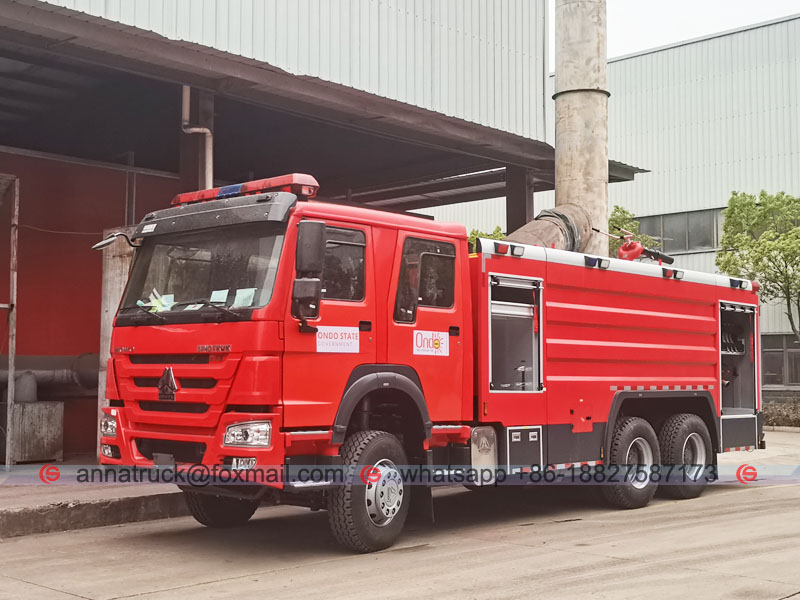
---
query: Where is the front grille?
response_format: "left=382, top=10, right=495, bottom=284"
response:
left=139, top=401, right=209, bottom=414
left=129, top=354, right=210, bottom=365
left=133, top=377, right=216, bottom=389
left=135, top=439, right=206, bottom=463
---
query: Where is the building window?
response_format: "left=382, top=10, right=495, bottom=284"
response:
left=635, top=209, right=724, bottom=254
left=688, top=209, right=715, bottom=250
left=663, top=212, right=688, bottom=253
left=761, top=334, right=800, bottom=387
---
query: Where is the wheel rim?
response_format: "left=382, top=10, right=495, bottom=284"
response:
left=625, top=437, right=654, bottom=490
left=682, top=432, right=707, bottom=481
left=364, top=459, right=404, bottom=527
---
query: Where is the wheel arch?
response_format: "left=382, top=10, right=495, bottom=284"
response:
left=331, top=365, right=432, bottom=446
left=605, top=391, right=720, bottom=458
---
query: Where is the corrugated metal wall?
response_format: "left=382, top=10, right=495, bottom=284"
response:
left=604, top=16, right=800, bottom=218
left=35, top=0, right=549, bottom=141
left=422, top=16, right=800, bottom=335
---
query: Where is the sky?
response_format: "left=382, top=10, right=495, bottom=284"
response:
left=548, top=0, right=800, bottom=68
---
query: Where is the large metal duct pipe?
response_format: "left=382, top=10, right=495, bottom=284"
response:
left=506, top=1, right=607, bottom=255
left=505, top=204, right=592, bottom=252
left=554, top=0, right=609, bottom=256
left=0, top=354, right=99, bottom=403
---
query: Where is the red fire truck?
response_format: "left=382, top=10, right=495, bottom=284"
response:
left=96, top=173, right=764, bottom=552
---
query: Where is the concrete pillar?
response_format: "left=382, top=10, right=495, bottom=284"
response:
left=96, top=227, right=135, bottom=458
left=554, top=0, right=609, bottom=256
left=505, top=166, right=535, bottom=233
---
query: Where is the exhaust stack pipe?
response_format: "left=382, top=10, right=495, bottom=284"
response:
left=181, top=85, right=213, bottom=190
left=505, top=0, right=608, bottom=255
left=553, top=0, right=609, bottom=256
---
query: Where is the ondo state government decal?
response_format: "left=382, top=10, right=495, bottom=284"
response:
left=413, top=330, right=449, bottom=356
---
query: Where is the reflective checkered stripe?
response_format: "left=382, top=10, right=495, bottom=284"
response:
left=723, top=446, right=754, bottom=452
left=547, top=460, right=603, bottom=470
left=610, top=385, right=714, bottom=391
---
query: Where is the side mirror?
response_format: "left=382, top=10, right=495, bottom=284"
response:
left=91, top=231, right=139, bottom=250
left=295, top=221, right=326, bottom=275
left=292, top=277, right=322, bottom=333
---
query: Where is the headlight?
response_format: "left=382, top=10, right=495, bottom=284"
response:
left=100, top=414, right=117, bottom=438
left=224, top=421, right=271, bottom=447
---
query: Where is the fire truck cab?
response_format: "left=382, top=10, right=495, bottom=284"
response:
left=98, top=174, right=764, bottom=552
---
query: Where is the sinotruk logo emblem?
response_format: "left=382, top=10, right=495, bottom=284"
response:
left=158, top=367, right=178, bottom=401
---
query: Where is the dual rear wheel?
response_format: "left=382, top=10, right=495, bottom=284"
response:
left=602, top=414, right=714, bottom=509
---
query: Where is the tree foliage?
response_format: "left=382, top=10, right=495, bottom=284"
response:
left=468, top=226, right=504, bottom=252
left=607, top=205, right=656, bottom=258
left=716, top=191, right=800, bottom=343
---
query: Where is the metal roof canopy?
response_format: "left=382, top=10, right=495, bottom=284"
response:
left=0, top=0, right=641, bottom=212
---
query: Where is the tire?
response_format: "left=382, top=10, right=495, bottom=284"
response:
left=601, top=417, right=660, bottom=509
left=184, top=490, right=259, bottom=528
left=327, top=430, right=410, bottom=552
left=657, top=413, right=714, bottom=500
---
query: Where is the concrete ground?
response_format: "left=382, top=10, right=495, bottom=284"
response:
left=1, top=432, right=799, bottom=600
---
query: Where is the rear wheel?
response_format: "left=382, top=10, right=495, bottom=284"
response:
left=658, top=413, right=714, bottom=500
left=184, top=490, right=259, bottom=528
left=327, top=430, right=410, bottom=552
left=601, top=417, right=660, bottom=509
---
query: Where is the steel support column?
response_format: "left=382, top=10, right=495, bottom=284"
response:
left=1, top=174, right=19, bottom=471
left=505, top=166, right=535, bottom=233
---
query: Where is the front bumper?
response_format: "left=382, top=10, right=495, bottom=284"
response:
left=99, top=406, right=287, bottom=489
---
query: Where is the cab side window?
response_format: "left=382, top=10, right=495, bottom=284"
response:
left=394, top=237, right=456, bottom=322
left=322, top=227, right=366, bottom=301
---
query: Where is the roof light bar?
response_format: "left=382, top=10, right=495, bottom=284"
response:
left=494, top=242, right=509, bottom=255
left=584, top=256, right=610, bottom=269
left=171, top=173, right=320, bottom=205
left=729, top=278, right=746, bottom=289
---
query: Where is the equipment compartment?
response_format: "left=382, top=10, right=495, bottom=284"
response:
left=720, top=303, right=757, bottom=415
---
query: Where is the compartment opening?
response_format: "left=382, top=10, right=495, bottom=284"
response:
left=720, top=303, right=757, bottom=415
left=489, top=276, right=542, bottom=392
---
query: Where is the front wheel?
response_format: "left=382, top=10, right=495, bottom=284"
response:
left=183, top=490, right=260, bottom=528
left=601, top=417, right=660, bottom=509
left=327, top=430, right=410, bottom=552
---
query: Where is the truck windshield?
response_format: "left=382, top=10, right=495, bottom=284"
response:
left=119, top=223, right=285, bottom=322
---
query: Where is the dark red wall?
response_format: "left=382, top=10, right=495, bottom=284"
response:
left=0, top=151, right=184, bottom=454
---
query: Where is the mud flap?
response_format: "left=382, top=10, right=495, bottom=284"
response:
left=408, top=484, right=435, bottom=525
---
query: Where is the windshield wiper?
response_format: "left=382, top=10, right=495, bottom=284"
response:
left=121, top=304, right=166, bottom=322
left=170, top=299, right=242, bottom=319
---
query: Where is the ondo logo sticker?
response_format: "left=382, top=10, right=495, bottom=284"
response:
left=413, top=330, right=449, bottom=356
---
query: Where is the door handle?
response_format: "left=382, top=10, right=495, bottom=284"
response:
left=359, top=320, right=372, bottom=332
left=449, top=326, right=460, bottom=337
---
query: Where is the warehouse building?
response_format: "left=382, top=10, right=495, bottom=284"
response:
left=0, top=1, right=646, bottom=462
left=421, top=14, right=800, bottom=400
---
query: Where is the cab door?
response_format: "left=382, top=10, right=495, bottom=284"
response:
left=283, top=223, right=376, bottom=428
left=386, top=233, right=464, bottom=422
